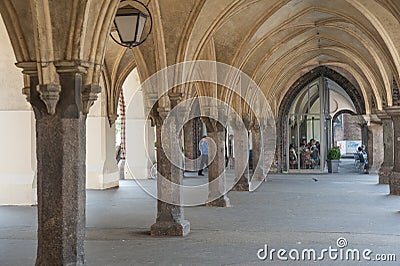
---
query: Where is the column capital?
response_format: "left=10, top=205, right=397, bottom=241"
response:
left=15, top=61, right=38, bottom=75
left=148, top=107, right=169, bottom=128
left=251, top=123, right=261, bottom=132
left=82, top=85, right=101, bottom=115
left=21, top=60, right=102, bottom=117
left=201, top=117, right=225, bottom=133
left=376, top=110, right=391, bottom=120
left=384, top=106, right=400, bottom=117
left=242, top=113, right=253, bottom=130
left=362, top=114, right=381, bottom=125
left=168, top=92, right=184, bottom=108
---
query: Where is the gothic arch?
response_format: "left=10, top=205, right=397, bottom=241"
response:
left=276, top=66, right=366, bottom=172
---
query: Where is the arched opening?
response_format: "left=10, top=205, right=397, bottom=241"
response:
left=332, top=110, right=364, bottom=158
left=120, top=68, right=156, bottom=180
left=277, top=66, right=367, bottom=173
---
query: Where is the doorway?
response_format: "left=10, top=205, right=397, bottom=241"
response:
left=287, top=77, right=327, bottom=173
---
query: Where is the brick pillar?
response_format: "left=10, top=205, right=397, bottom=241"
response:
left=29, top=70, right=100, bottom=265
left=150, top=94, right=190, bottom=236
left=231, top=120, right=249, bottom=191
left=377, top=112, right=393, bottom=184
left=385, top=107, right=400, bottom=195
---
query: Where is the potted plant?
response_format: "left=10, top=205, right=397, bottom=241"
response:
left=327, top=147, right=341, bottom=173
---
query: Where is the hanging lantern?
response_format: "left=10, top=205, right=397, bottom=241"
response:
left=111, top=0, right=152, bottom=48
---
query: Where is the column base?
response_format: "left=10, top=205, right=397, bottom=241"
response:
left=389, top=171, right=400, bottom=196
left=150, top=220, right=190, bottom=236
left=232, top=175, right=249, bottom=191
left=206, top=195, right=230, bottom=207
left=232, top=182, right=249, bottom=191
left=378, top=165, right=392, bottom=184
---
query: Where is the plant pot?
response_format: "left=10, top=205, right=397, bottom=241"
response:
left=327, top=159, right=340, bottom=173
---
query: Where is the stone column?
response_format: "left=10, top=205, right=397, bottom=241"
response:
left=231, top=121, right=249, bottom=191
left=183, top=119, right=196, bottom=171
left=377, top=112, right=394, bottom=184
left=204, top=119, right=230, bottom=207
left=29, top=69, right=99, bottom=265
left=366, top=118, right=384, bottom=174
left=385, top=107, right=400, bottom=195
left=150, top=94, right=190, bottom=236
left=201, top=117, right=230, bottom=207
left=251, top=125, right=265, bottom=183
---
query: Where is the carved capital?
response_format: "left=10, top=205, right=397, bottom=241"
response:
left=168, top=92, right=183, bottom=108
left=150, top=107, right=169, bottom=128
left=384, top=106, right=400, bottom=118
left=242, top=113, right=253, bottom=130
left=251, top=123, right=261, bottom=133
left=82, top=85, right=101, bottom=115
left=108, top=114, right=118, bottom=126
left=157, top=107, right=169, bottom=121
left=202, top=117, right=224, bottom=132
left=376, top=110, right=391, bottom=121
left=37, top=84, right=61, bottom=115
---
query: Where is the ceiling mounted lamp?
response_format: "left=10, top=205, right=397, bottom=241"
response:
left=111, top=0, right=153, bottom=48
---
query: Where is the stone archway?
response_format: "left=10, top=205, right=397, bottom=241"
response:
left=276, top=66, right=367, bottom=172
left=331, top=109, right=365, bottom=154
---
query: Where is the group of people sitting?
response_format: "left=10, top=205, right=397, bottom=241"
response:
left=289, top=138, right=320, bottom=169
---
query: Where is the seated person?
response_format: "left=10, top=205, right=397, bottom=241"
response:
left=289, top=144, right=298, bottom=169
left=301, top=144, right=312, bottom=169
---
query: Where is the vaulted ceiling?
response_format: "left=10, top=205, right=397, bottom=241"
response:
left=130, top=0, right=400, bottom=117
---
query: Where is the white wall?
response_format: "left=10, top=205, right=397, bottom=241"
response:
left=124, top=69, right=155, bottom=179
left=0, top=17, right=36, bottom=205
left=86, top=83, right=119, bottom=189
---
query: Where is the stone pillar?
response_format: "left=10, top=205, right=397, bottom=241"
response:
left=385, top=107, right=400, bottom=195
left=29, top=69, right=99, bottom=265
left=183, top=119, right=196, bottom=171
left=231, top=121, right=249, bottom=191
left=377, top=112, right=393, bottom=184
left=251, top=125, right=264, bottom=182
left=366, top=119, right=384, bottom=174
left=203, top=118, right=230, bottom=207
left=150, top=94, right=190, bottom=236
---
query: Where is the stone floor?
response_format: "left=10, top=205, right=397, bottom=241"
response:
left=1, top=159, right=400, bottom=265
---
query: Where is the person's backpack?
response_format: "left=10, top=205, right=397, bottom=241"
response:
left=358, top=152, right=365, bottom=163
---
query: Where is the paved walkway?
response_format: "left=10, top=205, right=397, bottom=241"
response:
left=1, top=159, right=399, bottom=265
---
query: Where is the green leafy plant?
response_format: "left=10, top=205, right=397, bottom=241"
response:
left=327, top=147, right=341, bottom=160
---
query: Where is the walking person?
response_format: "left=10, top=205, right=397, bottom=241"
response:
left=198, top=136, right=208, bottom=176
